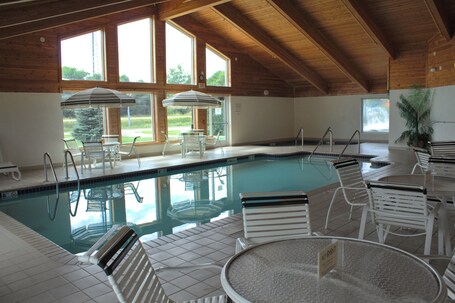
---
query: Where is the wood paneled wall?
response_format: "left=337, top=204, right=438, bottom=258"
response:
left=388, top=44, right=427, bottom=89
left=427, top=35, right=455, bottom=88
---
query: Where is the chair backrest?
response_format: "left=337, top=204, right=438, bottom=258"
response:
left=332, top=158, right=369, bottom=205
left=240, top=191, right=313, bottom=244
left=182, top=134, right=204, bottom=150
left=413, top=147, right=431, bottom=173
left=443, top=253, right=455, bottom=300
left=206, top=132, right=220, bottom=146
left=83, top=141, right=105, bottom=157
left=121, top=136, right=140, bottom=155
left=430, top=141, right=455, bottom=158
left=367, top=181, right=429, bottom=230
left=79, top=226, right=172, bottom=303
left=428, top=157, right=455, bottom=179
left=63, top=138, right=82, bottom=155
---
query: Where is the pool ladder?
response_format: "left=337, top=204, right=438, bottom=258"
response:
left=338, top=130, right=361, bottom=159
left=294, top=127, right=304, bottom=148
left=309, top=127, right=334, bottom=160
left=44, top=151, right=81, bottom=220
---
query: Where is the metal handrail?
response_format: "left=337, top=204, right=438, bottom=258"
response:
left=309, top=127, right=334, bottom=160
left=44, top=153, right=59, bottom=195
left=338, top=130, right=361, bottom=159
left=64, top=150, right=80, bottom=182
left=294, top=127, right=304, bottom=148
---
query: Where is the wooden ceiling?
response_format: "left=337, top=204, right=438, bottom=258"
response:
left=0, top=0, right=453, bottom=95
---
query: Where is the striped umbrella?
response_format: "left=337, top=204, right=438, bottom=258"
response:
left=162, top=90, right=221, bottom=129
left=60, top=87, right=135, bottom=108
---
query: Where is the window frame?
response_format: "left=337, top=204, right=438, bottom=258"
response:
left=165, top=21, right=196, bottom=85
left=205, top=44, right=231, bottom=87
left=117, top=17, right=156, bottom=84
left=361, top=98, right=390, bottom=134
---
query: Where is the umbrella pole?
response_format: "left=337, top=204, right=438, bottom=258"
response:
left=191, top=106, right=194, bottom=130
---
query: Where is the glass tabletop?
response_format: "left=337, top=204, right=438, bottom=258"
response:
left=222, top=237, right=446, bottom=303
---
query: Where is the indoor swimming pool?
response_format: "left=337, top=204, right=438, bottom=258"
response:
left=0, top=155, right=379, bottom=254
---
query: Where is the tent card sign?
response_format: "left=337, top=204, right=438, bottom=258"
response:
left=318, top=241, right=339, bottom=279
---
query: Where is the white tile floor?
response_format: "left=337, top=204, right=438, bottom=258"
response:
left=0, top=143, right=450, bottom=302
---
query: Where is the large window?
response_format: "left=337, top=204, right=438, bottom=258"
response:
left=362, top=98, right=390, bottom=133
left=121, top=92, right=155, bottom=143
left=118, top=18, right=153, bottom=83
left=61, top=30, right=105, bottom=81
left=166, top=22, right=195, bottom=84
left=206, top=46, right=230, bottom=87
left=166, top=93, right=192, bottom=140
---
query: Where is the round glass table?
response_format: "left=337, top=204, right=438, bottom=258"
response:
left=221, top=237, right=446, bottom=302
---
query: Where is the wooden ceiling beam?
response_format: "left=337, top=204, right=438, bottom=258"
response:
left=0, top=0, right=160, bottom=41
left=341, top=0, right=396, bottom=59
left=424, top=0, right=452, bottom=41
left=212, top=3, right=328, bottom=94
left=267, top=0, right=368, bottom=92
left=158, top=0, right=231, bottom=21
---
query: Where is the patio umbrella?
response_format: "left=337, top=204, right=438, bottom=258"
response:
left=60, top=87, right=136, bottom=109
left=162, top=90, right=221, bottom=129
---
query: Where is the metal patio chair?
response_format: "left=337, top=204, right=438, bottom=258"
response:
left=430, top=141, right=455, bottom=158
left=81, top=141, right=113, bottom=174
left=181, top=133, right=205, bottom=158
left=359, top=181, right=440, bottom=255
left=411, top=147, right=431, bottom=174
left=237, top=191, right=319, bottom=253
left=324, top=158, right=369, bottom=230
left=78, top=225, right=231, bottom=303
left=118, top=136, right=141, bottom=167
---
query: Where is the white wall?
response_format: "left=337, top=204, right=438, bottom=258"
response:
left=230, top=96, right=294, bottom=145
left=389, top=84, right=455, bottom=149
left=293, top=94, right=389, bottom=142
left=0, top=93, right=64, bottom=167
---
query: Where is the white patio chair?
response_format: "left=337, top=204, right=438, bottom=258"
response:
left=411, top=147, right=431, bottom=174
left=81, top=141, right=113, bottom=174
left=430, top=141, right=455, bottom=158
left=324, top=158, right=369, bottom=230
left=62, top=138, right=83, bottom=166
left=359, top=181, right=440, bottom=255
left=118, top=136, right=140, bottom=167
left=78, top=225, right=231, bottom=303
left=420, top=250, right=455, bottom=301
left=237, top=191, right=319, bottom=253
left=181, top=133, right=205, bottom=158
left=205, top=132, right=223, bottom=154
left=428, top=156, right=455, bottom=179
left=0, top=146, right=21, bottom=181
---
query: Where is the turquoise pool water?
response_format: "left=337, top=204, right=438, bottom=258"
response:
left=0, top=156, right=376, bottom=254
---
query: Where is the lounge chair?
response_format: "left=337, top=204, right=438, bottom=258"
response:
left=0, top=147, right=21, bottom=181
left=78, top=225, right=231, bottom=303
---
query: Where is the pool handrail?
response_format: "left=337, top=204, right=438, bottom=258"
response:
left=309, top=127, right=333, bottom=160
left=294, top=127, right=304, bottom=148
left=338, top=130, right=361, bottom=159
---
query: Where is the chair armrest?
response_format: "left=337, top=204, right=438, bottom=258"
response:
left=155, top=262, right=223, bottom=273
left=235, top=237, right=250, bottom=253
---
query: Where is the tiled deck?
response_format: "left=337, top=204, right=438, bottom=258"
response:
left=0, top=143, right=450, bottom=302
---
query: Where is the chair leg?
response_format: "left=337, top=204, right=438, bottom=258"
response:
left=358, top=205, right=368, bottom=239
left=325, top=188, right=340, bottom=230
left=425, top=213, right=435, bottom=255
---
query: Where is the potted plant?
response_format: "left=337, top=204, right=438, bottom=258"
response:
left=395, top=86, right=433, bottom=149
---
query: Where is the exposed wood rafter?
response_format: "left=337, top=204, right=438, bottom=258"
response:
left=0, top=0, right=160, bottom=41
left=424, top=0, right=452, bottom=41
left=267, top=0, right=368, bottom=92
left=158, top=0, right=231, bottom=20
left=341, top=0, right=396, bottom=59
left=212, top=3, right=328, bottom=94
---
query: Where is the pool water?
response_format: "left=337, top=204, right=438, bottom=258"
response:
left=0, top=156, right=376, bottom=254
